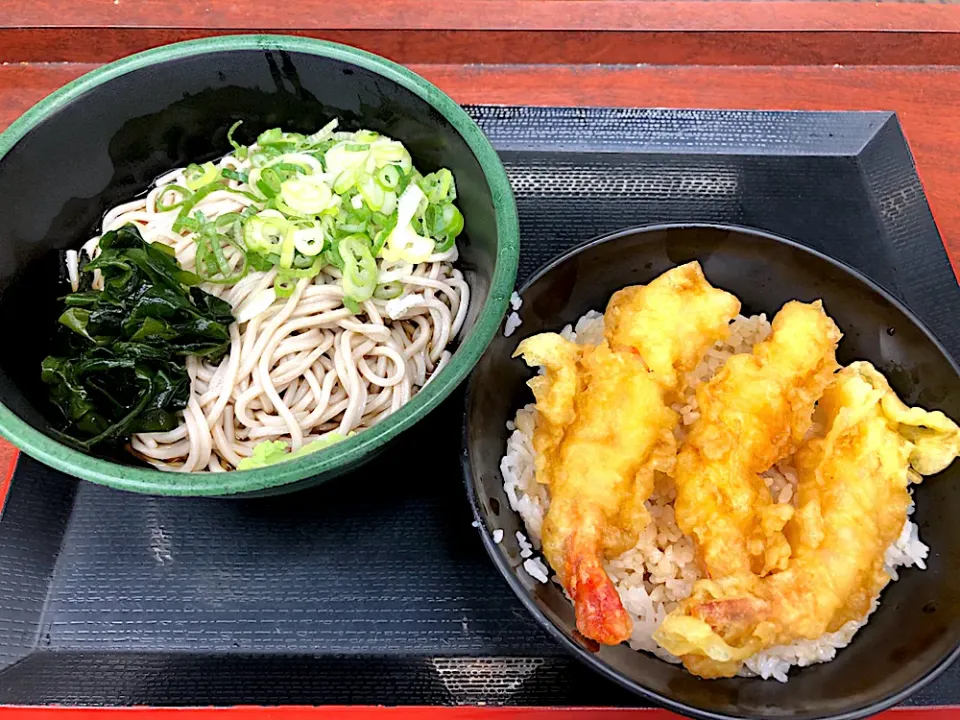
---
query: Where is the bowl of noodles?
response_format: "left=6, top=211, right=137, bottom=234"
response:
left=0, top=35, right=519, bottom=496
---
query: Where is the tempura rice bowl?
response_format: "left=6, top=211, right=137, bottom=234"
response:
left=500, top=310, right=929, bottom=683
left=463, top=224, right=960, bottom=720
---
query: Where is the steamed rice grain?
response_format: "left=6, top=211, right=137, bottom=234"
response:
left=524, top=557, right=550, bottom=583
left=504, top=312, right=522, bottom=337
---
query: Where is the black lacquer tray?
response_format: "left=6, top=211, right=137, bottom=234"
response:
left=0, top=107, right=957, bottom=707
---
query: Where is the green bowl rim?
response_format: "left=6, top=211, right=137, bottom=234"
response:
left=0, top=34, right=520, bottom=496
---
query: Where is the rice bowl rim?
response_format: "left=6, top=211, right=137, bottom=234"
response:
left=0, top=34, right=520, bottom=496
left=460, top=222, right=960, bottom=720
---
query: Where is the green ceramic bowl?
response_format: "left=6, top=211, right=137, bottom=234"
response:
left=0, top=35, right=519, bottom=496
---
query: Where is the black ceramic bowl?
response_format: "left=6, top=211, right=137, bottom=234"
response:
left=0, top=35, right=519, bottom=496
left=463, top=224, right=960, bottom=720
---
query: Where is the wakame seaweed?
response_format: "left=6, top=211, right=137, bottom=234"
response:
left=41, top=224, right=234, bottom=451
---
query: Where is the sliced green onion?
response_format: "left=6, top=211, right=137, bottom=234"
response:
left=324, top=240, right=345, bottom=271
left=171, top=183, right=221, bottom=232
left=221, top=168, right=248, bottom=184
left=247, top=253, right=274, bottom=272
left=227, top=120, right=244, bottom=153
left=376, top=165, right=401, bottom=190
left=325, top=143, right=370, bottom=179
left=426, top=203, right=464, bottom=240
left=317, top=214, right=337, bottom=240
left=184, top=162, right=218, bottom=191
left=379, top=184, right=434, bottom=263
left=358, top=173, right=386, bottom=211
left=396, top=182, right=426, bottom=228
left=350, top=204, right=372, bottom=222
left=209, top=237, right=232, bottom=278
left=305, top=118, right=339, bottom=145
left=258, top=128, right=284, bottom=146
left=332, top=167, right=360, bottom=195
left=243, top=210, right=290, bottom=254
left=337, top=219, right=366, bottom=235
left=371, top=213, right=397, bottom=257
left=250, top=151, right=276, bottom=168
left=433, top=234, right=456, bottom=254
left=147, top=123, right=466, bottom=296
left=280, top=177, right=332, bottom=215
left=279, top=226, right=296, bottom=269
left=343, top=296, right=361, bottom=314
left=195, top=229, right=248, bottom=284
left=272, top=196, right=306, bottom=219
left=395, top=169, right=415, bottom=195
left=292, top=224, right=325, bottom=256
left=275, top=275, right=297, bottom=298
left=308, top=148, right=332, bottom=166
left=380, top=190, right=397, bottom=216
left=155, top=184, right=191, bottom=212
left=420, top=169, right=455, bottom=204
left=214, top=212, right=244, bottom=233
left=371, top=140, right=409, bottom=167
left=269, top=153, right=323, bottom=175
left=374, top=282, right=403, bottom=300
left=444, top=204, right=465, bottom=237
left=339, top=235, right=377, bottom=303
left=394, top=152, right=413, bottom=176
left=281, top=257, right=324, bottom=279
left=381, top=224, right=435, bottom=264
left=292, top=252, right=314, bottom=269
left=254, top=167, right=284, bottom=199
left=268, top=162, right=307, bottom=179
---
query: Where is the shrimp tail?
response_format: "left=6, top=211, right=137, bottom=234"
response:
left=566, top=534, right=633, bottom=645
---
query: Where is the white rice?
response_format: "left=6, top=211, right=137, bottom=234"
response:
left=500, top=311, right=929, bottom=681
left=504, top=312, right=522, bottom=337
left=510, top=291, right=523, bottom=310
left=524, top=557, right=550, bottom=584
left=492, top=529, right=504, bottom=544
left=517, top=530, right=534, bottom=559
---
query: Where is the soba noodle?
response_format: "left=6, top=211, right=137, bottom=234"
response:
left=70, top=126, right=470, bottom=472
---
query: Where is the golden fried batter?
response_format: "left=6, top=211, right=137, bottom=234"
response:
left=673, top=301, right=842, bottom=580
left=536, top=339, right=678, bottom=644
left=515, top=261, right=740, bottom=645
left=512, top=333, right=583, bottom=487
left=654, top=362, right=960, bottom=678
left=605, top=262, right=742, bottom=392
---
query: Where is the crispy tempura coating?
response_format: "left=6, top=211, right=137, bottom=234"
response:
left=673, top=301, right=842, bottom=580
left=605, top=261, right=741, bottom=392
left=514, top=262, right=740, bottom=645
left=654, top=362, right=960, bottom=678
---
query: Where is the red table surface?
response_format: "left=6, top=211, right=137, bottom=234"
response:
left=2, top=1, right=960, bottom=717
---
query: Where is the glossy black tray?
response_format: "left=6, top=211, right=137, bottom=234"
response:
left=0, top=107, right=957, bottom=707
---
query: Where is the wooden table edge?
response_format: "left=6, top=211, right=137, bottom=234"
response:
left=4, top=1, right=960, bottom=33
